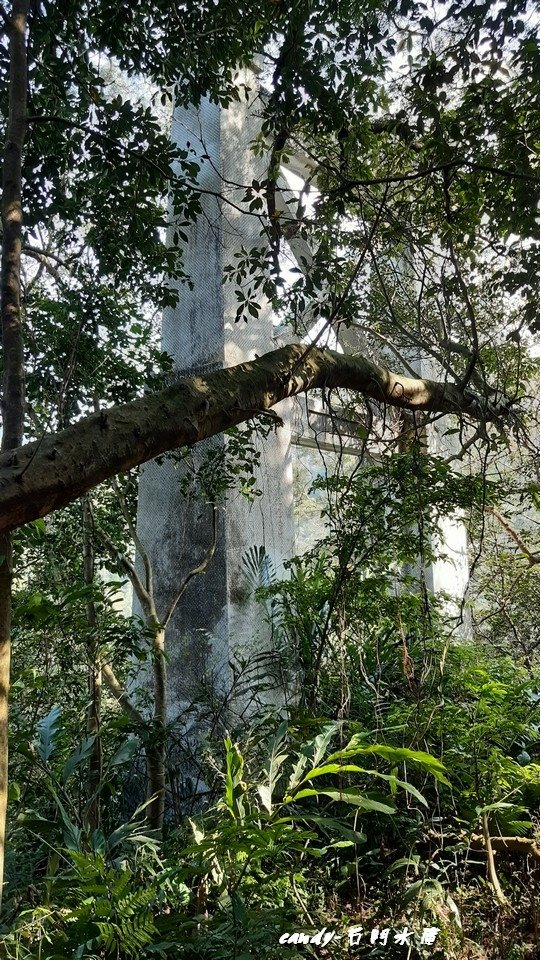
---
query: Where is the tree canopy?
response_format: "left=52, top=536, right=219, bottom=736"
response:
left=0, top=0, right=537, bottom=528
left=3, top=0, right=539, bottom=467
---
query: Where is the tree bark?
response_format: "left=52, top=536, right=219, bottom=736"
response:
left=82, top=496, right=102, bottom=832
left=0, top=343, right=509, bottom=535
left=481, top=812, right=508, bottom=908
left=0, top=535, right=12, bottom=912
left=470, top=832, right=540, bottom=862
left=0, top=0, right=29, bottom=909
left=145, top=626, right=166, bottom=833
left=93, top=512, right=167, bottom=834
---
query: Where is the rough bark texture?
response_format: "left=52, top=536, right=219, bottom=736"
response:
left=0, top=0, right=29, bottom=908
left=1, top=2, right=26, bottom=454
left=0, top=344, right=508, bottom=535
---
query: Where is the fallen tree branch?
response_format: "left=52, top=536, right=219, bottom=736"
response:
left=470, top=832, right=540, bottom=863
left=0, top=343, right=512, bottom=534
left=426, top=826, right=540, bottom=864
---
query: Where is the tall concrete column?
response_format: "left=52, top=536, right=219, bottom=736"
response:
left=136, top=69, right=295, bottom=729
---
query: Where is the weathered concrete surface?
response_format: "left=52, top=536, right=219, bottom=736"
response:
left=136, top=69, right=295, bottom=730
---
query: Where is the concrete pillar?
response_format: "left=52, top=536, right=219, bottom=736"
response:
left=136, top=69, right=295, bottom=730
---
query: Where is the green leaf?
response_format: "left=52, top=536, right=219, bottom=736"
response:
left=326, top=741, right=449, bottom=785
left=35, top=705, right=62, bottom=763
left=301, top=762, right=368, bottom=780
left=285, top=787, right=396, bottom=814
left=297, top=764, right=427, bottom=806
left=223, top=737, right=245, bottom=820
left=287, top=754, right=310, bottom=794
left=311, top=722, right=340, bottom=767
left=8, top=781, right=21, bottom=802
left=302, top=814, right=366, bottom=844
left=109, top=737, right=138, bottom=768
left=61, top=736, right=97, bottom=784
left=476, top=801, right=515, bottom=815
left=189, top=818, right=204, bottom=844
left=48, top=786, right=82, bottom=851
left=385, top=855, right=420, bottom=874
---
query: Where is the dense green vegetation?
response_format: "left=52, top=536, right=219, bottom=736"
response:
left=1, top=0, right=540, bottom=957
left=4, top=466, right=540, bottom=958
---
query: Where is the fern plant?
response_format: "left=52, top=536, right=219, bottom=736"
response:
left=4, top=848, right=190, bottom=959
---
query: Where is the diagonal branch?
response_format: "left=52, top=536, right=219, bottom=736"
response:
left=111, top=476, right=154, bottom=608
left=101, top=661, right=144, bottom=728
left=93, top=522, right=153, bottom=617
left=0, top=343, right=514, bottom=535
left=487, top=506, right=540, bottom=566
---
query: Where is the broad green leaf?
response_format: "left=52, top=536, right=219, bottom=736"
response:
left=302, top=814, right=366, bottom=845
left=385, top=855, right=421, bottom=874
left=61, top=736, right=97, bottom=784
left=224, top=737, right=245, bottom=820
left=285, top=788, right=396, bottom=814
left=48, top=785, right=81, bottom=851
left=189, top=818, right=204, bottom=844
left=36, top=706, right=62, bottom=763
left=263, top=748, right=288, bottom=804
left=300, top=762, right=370, bottom=780
left=476, top=801, right=515, bottom=815
left=8, top=781, right=21, bottom=802
left=311, top=722, right=340, bottom=767
left=297, top=764, right=427, bottom=806
left=326, top=743, right=449, bottom=785
left=287, top=754, right=309, bottom=793
left=109, top=737, right=138, bottom=768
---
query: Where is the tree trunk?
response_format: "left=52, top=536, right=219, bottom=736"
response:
left=92, top=514, right=168, bottom=834
left=82, top=496, right=102, bottom=832
left=145, top=625, right=166, bottom=833
left=0, top=535, right=13, bottom=912
left=0, top=0, right=30, bottom=909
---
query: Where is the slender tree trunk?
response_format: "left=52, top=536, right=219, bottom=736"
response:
left=82, top=497, right=102, bottom=831
left=145, top=624, right=166, bottom=833
left=482, top=812, right=508, bottom=908
left=0, top=534, right=13, bottom=911
left=0, top=0, right=29, bottom=908
left=91, top=517, right=168, bottom=833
